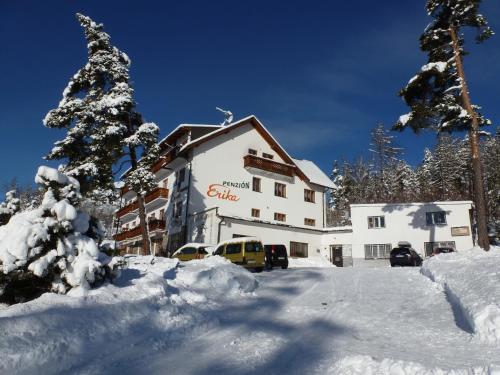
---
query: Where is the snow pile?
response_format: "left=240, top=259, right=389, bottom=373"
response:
left=330, top=355, right=498, bottom=374
left=288, top=256, right=334, bottom=268
left=421, top=247, right=500, bottom=343
left=0, top=255, right=258, bottom=374
left=174, top=256, right=258, bottom=296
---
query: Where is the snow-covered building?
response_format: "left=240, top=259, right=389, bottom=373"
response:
left=114, top=116, right=475, bottom=266
left=322, top=201, right=474, bottom=266
left=114, top=116, right=336, bottom=256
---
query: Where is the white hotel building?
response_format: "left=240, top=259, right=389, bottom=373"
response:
left=114, top=116, right=474, bottom=266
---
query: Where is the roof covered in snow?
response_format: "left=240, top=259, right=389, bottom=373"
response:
left=292, top=159, right=336, bottom=189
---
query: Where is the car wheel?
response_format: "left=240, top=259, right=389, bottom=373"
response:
left=255, top=267, right=264, bottom=273
left=282, top=263, right=288, bottom=269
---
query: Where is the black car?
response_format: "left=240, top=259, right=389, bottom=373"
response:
left=264, top=244, right=289, bottom=269
left=390, top=247, right=423, bottom=267
left=431, top=247, right=455, bottom=256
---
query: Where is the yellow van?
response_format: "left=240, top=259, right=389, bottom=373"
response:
left=213, top=237, right=265, bottom=271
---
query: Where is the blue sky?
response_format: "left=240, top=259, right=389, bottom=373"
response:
left=1, top=0, right=499, bottom=186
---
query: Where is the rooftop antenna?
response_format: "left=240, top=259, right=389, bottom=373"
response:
left=216, top=107, right=233, bottom=126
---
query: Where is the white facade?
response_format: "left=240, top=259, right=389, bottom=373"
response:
left=348, top=202, right=474, bottom=260
left=114, top=116, right=475, bottom=266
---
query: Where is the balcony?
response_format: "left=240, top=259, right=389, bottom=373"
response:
left=243, top=154, right=295, bottom=177
left=113, top=219, right=166, bottom=242
left=152, top=152, right=175, bottom=173
left=116, top=187, right=169, bottom=218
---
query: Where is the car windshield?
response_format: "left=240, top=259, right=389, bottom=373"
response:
left=181, top=247, right=197, bottom=254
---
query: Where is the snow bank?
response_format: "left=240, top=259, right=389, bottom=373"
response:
left=330, top=355, right=499, bottom=375
left=0, top=256, right=258, bottom=374
left=421, top=247, right=500, bottom=343
left=288, top=256, right=334, bottom=268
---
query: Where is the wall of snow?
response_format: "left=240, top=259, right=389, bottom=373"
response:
left=421, top=247, right=500, bottom=343
left=0, top=255, right=258, bottom=374
left=330, top=355, right=499, bottom=375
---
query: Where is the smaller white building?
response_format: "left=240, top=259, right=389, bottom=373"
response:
left=321, top=201, right=474, bottom=266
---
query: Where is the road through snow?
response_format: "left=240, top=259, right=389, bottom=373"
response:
left=125, top=267, right=499, bottom=374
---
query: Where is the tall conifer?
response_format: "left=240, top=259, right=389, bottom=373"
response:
left=395, top=0, right=493, bottom=249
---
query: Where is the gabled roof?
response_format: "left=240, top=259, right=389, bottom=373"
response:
left=293, top=159, right=336, bottom=189
left=158, top=124, right=222, bottom=151
left=177, top=115, right=333, bottom=189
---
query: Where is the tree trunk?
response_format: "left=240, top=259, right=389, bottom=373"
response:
left=128, top=145, right=151, bottom=256
left=450, top=26, right=490, bottom=251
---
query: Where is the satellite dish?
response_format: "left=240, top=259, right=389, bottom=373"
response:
left=216, top=107, right=233, bottom=126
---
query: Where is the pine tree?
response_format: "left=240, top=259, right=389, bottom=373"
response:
left=395, top=0, right=493, bottom=250
left=44, top=14, right=159, bottom=255
left=0, top=190, right=20, bottom=225
left=0, top=167, right=122, bottom=304
left=329, top=161, right=351, bottom=226
left=369, top=124, right=403, bottom=200
left=482, top=128, right=500, bottom=235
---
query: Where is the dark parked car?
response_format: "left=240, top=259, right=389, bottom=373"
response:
left=390, top=247, right=423, bottom=267
left=264, top=244, right=289, bottom=269
left=431, top=247, right=455, bottom=256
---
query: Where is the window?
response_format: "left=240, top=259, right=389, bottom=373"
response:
left=159, top=209, right=165, bottom=219
left=364, top=244, right=391, bottom=259
left=245, top=242, right=263, bottom=253
left=214, top=245, right=224, bottom=256
left=226, top=243, right=242, bottom=254
left=304, top=189, right=315, bottom=203
left=424, top=241, right=456, bottom=256
left=274, top=212, right=286, bottom=222
left=252, top=177, right=261, bottom=192
left=262, top=153, right=274, bottom=159
left=275, top=183, right=286, bottom=198
left=368, top=216, right=385, bottom=229
left=248, top=148, right=257, bottom=156
left=162, top=179, right=168, bottom=188
left=176, top=168, right=186, bottom=188
left=173, top=200, right=182, bottom=218
left=181, top=247, right=197, bottom=255
left=251, top=208, right=260, bottom=218
left=426, top=211, right=447, bottom=225
left=304, top=218, right=316, bottom=226
left=290, top=242, right=308, bottom=257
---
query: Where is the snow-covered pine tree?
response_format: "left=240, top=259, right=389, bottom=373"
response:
left=482, top=128, right=500, bottom=235
left=328, top=161, right=351, bottom=226
left=395, top=0, right=493, bottom=250
left=0, top=166, right=122, bottom=304
left=0, top=190, right=20, bottom=226
left=44, top=14, right=159, bottom=255
left=369, top=124, right=403, bottom=200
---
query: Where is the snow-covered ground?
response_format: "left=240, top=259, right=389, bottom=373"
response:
left=1, top=251, right=500, bottom=374
left=422, top=246, right=500, bottom=343
left=288, top=255, right=334, bottom=268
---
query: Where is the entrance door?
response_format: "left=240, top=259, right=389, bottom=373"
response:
left=330, top=245, right=343, bottom=267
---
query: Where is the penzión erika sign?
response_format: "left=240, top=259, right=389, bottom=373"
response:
left=206, top=181, right=250, bottom=202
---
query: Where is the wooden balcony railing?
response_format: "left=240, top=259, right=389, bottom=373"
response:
left=243, top=154, right=295, bottom=177
left=116, top=187, right=169, bottom=218
left=113, top=219, right=166, bottom=241
left=152, top=152, right=175, bottom=173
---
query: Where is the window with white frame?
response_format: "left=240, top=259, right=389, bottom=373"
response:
left=364, top=244, right=391, bottom=259
left=368, top=216, right=385, bottom=229
left=275, top=182, right=286, bottom=198
left=426, top=211, right=447, bottom=225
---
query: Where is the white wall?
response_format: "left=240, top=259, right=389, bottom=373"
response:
left=349, top=201, right=474, bottom=259
left=188, top=123, right=326, bottom=229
